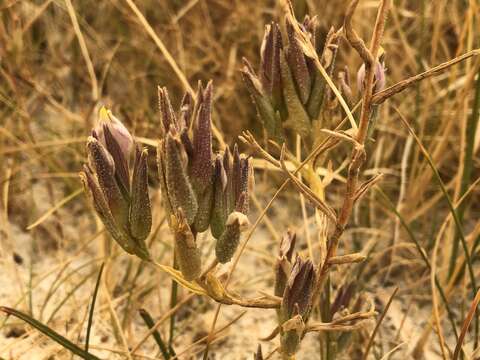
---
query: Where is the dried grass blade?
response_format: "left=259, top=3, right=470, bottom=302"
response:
left=85, top=263, right=104, bottom=352
left=453, top=289, right=480, bottom=360
left=279, top=146, right=336, bottom=221
left=372, top=49, right=480, bottom=105
left=362, top=287, right=398, bottom=360
left=396, top=108, right=477, bottom=297
left=139, top=308, right=173, bottom=360
left=0, top=307, right=100, bottom=360
left=27, top=188, right=83, bottom=230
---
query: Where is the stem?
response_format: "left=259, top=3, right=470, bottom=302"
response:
left=313, top=0, right=390, bottom=309
left=168, top=252, right=178, bottom=351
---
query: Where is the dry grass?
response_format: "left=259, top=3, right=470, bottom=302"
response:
left=0, top=0, right=479, bottom=359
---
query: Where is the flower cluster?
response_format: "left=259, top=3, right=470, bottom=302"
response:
left=274, top=231, right=316, bottom=356
left=156, top=82, right=252, bottom=280
left=241, top=15, right=340, bottom=144
left=81, top=108, right=152, bottom=260
left=81, top=82, right=253, bottom=279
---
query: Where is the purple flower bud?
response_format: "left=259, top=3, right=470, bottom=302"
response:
left=83, top=131, right=151, bottom=260
left=280, top=256, right=316, bottom=356
left=94, top=107, right=133, bottom=163
left=260, top=23, right=283, bottom=100
left=274, top=231, right=297, bottom=297
left=282, top=257, right=316, bottom=320
left=158, top=86, right=177, bottom=135
left=356, top=61, right=386, bottom=94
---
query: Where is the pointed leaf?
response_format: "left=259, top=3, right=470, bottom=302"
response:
left=0, top=307, right=100, bottom=360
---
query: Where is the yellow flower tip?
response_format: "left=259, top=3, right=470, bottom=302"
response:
left=99, top=106, right=113, bottom=123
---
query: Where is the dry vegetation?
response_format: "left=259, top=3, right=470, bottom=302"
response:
left=0, top=0, right=479, bottom=359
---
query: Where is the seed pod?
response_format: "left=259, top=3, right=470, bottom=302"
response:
left=285, top=16, right=311, bottom=105
left=237, top=157, right=251, bottom=215
left=241, top=61, right=284, bottom=143
left=330, top=283, right=355, bottom=316
left=307, top=27, right=339, bottom=121
left=190, top=81, right=213, bottom=193
left=81, top=166, right=135, bottom=255
left=260, top=24, right=275, bottom=97
left=101, top=124, right=130, bottom=195
left=157, top=140, right=174, bottom=223
left=193, top=180, right=214, bottom=233
left=274, top=231, right=297, bottom=297
left=172, top=210, right=202, bottom=281
left=223, top=146, right=233, bottom=214
left=215, top=212, right=249, bottom=263
left=86, top=137, right=129, bottom=230
left=210, top=155, right=228, bottom=239
left=280, top=312, right=304, bottom=357
left=280, top=50, right=311, bottom=138
left=129, top=147, right=152, bottom=241
left=164, top=130, right=198, bottom=225
left=231, top=145, right=241, bottom=211
left=158, top=86, right=177, bottom=134
left=260, top=22, right=283, bottom=100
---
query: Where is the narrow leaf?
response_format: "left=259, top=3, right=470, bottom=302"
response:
left=85, top=263, right=104, bottom=352
left=0, top=307, right=100, bottom=360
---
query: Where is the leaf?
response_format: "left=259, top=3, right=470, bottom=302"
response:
left=139, top=308, right=172, bottom=360
left=0, top=307, right=101, bottom=360
left=154, top=263, right=207, bottom=295
left=85, top=263, right=104, bottom=352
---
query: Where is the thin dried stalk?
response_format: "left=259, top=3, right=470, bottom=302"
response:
left=372, top=49, right=480, bottom=105
left=453, top=289, right=480, bottom=360
left=314, top=0, right=390, bottom=302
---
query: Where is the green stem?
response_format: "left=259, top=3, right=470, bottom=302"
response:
left=449, top=66, right=480, bottom=278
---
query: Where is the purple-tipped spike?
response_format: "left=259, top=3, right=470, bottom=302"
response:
left=158, top=86, right=177, bottom=135
left=285, top=17, right=311, bottom=105
left=190, top=81, right=213, bottom=192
